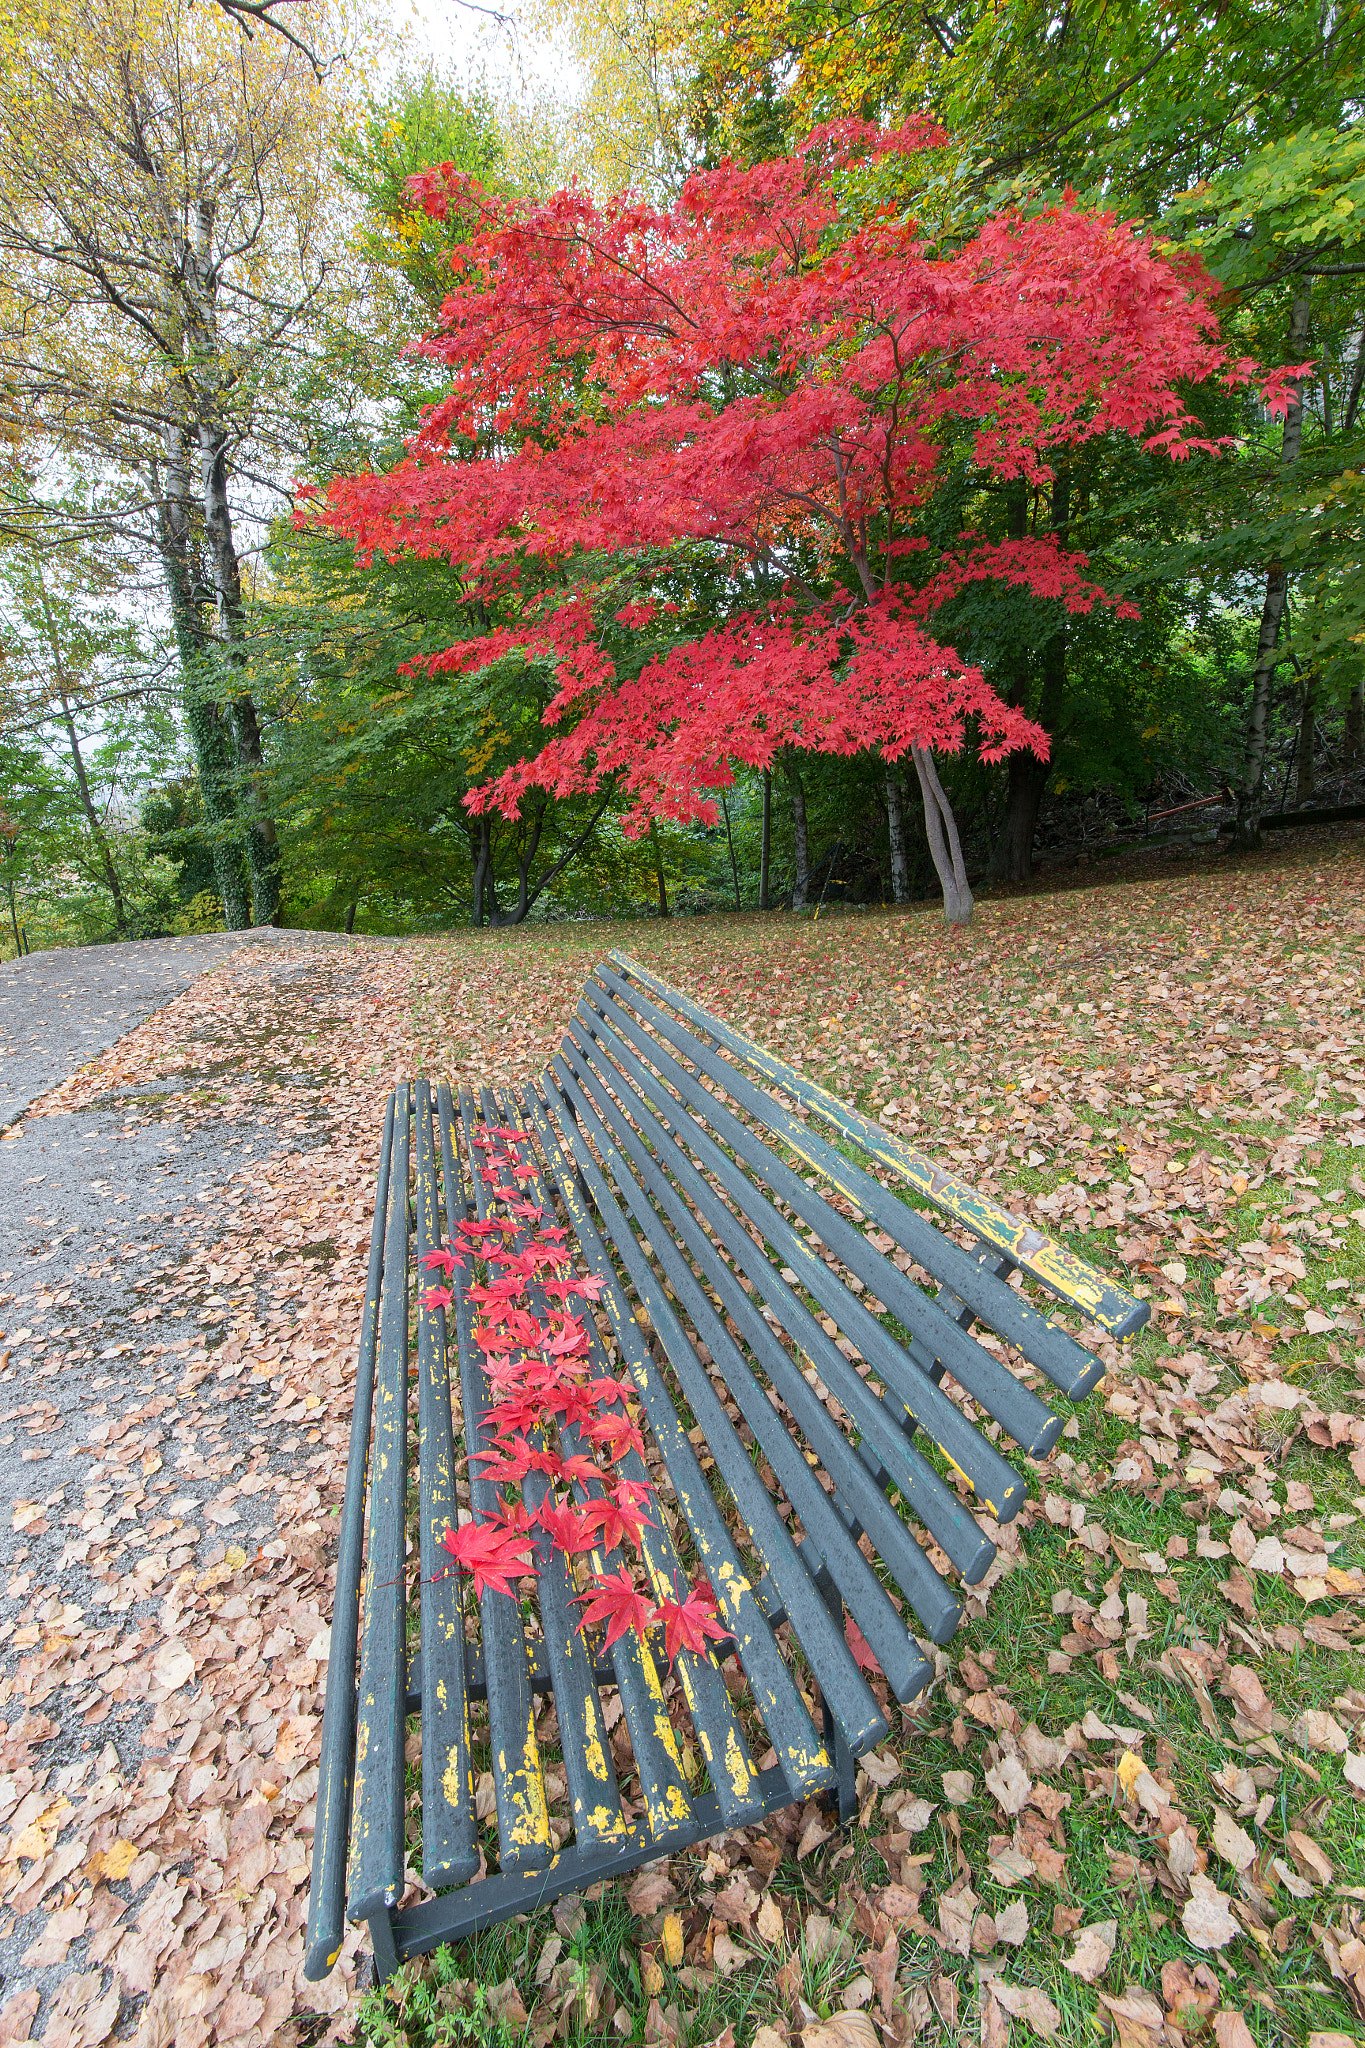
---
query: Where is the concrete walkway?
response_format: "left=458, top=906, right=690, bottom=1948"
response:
left=0, top=930, right=351, bottom=1132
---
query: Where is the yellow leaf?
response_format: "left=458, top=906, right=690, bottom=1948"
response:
left=661, top=1912, right=684, bottom=1967
left=93, top=1837, right=138, bottom=1881
left=1116, top=1750, right=1147, bottom=1802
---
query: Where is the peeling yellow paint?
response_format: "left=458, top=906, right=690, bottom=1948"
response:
left=725, top=1724, right=752, bottom=1799
left=583, top=1706, right=610, bottom=1786
left=505, top=1703, right=551, bottom=1852
left=442, top=1745, right=464, bottom=1811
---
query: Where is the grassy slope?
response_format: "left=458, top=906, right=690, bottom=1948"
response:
left=357, top=828, right=1365, bottom=2048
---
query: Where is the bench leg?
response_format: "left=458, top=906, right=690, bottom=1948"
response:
left=821, top=1691, right=859, bottom=1826
left=368, top=1908, right=400, bottom=1983
left=807, top=1554, right=860, bottom=1827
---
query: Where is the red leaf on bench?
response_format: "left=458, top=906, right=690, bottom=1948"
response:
left=420, top=1284, right=453, bottom=1312
left=538, top=1500, right=601, bottom=1557
left=420, top=1248, right=458, bottom=1277
left=581, top=1412, right=647, bottom=1459
left=545, top=1316, right=590, bottom=1362
left=652, top=1578, right=728, bottom=1663
left=581, top=1492, right=655, bottom=1553
left=471, top=1443, right=533, bottom=1485
left=440, top=1519, right=535, bottom=1600
left=575, top=1566, right=654, bottom=1648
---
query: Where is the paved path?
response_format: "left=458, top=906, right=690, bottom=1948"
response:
left=0, top=930, right=348, bottom=1132
left=0, top=933, right=384, bottom=2025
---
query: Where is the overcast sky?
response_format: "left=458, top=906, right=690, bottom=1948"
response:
left=397, top=0, right=580, bottom=102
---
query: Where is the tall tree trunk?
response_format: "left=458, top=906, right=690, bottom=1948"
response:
left=912, top=748, right=973, bottom=924
left=994, top=632, right=1065, bottom=884
left=56, top=694, right=127, bottom=934
left=344, top=896, right=358, bottom=935
left=785, top=754, right=809, bottom=910
left=470, top=813, right=492, bottom=927
left=6, top=876, right=22, bottom=955
left=885, top=762, right=909, bottom=902
left=1235, top=288, right=1313, bottom=852
left=199, top=422, right=281, bottom=924
left=154, top=443, right=251, bottom=929
left=1346, top=677, right=1365, bottom=764
left=721, top=790, right=741, bottom=909
left=504, top=803, right=546, bottom=925
left=649, top=820, right=670, bottom=918
left=992, top=471, right=1071, bottom=883
left=1295, top=672, right=1318, bottom=806
left=758, top=771, right=771, bottom=910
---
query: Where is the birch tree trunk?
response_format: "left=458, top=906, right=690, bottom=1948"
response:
left=1235, top=288, right=1313, bottom=851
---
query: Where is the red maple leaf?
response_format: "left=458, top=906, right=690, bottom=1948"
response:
left=439, top=1518, right=534, bottom=1600
left=575, top=1565, right=654, bottom=1648
left=471, top=1441, right=533, bottom=1486
left=652, top=1577, right=729, bottom=1663
left=544, top=1316, right=589, bottom=1362
left=581, top=1412, right=646, bottom=1459
left=582, top=1492, right=654, bottom=1554
left=420, top=1284, right=453, bottom=1312
left=420, top=1247, right=457, bottom=1277
left=538, top=1499, right=600, bottom=1557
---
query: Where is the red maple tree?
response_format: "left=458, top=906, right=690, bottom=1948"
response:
left=322, top=119, right=1293, bottom=922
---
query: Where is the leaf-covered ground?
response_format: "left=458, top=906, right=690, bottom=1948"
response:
left=0, top=828, right=1362, bottom=2048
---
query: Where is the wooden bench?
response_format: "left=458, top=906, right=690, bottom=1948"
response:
left=304, top=952, right=1146, bottom=1981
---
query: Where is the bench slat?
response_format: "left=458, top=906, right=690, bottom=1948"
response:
left=530, top=1080, right=887, bottom=1768
left=526, top=1086, right=848, bottom=1800
left=470, top=1100, right=629, bottom=1854
left=413, top=1084, right=480, bottom=1888
left=453, top=1088, right=554, bottom=1874
left=558, top=1036, right=964, bottom=1648
left=574, top=996, right=1030, bottom=1523
left=608, top=952, right=1148, bottom=1342
left=304, top=1092, right=395, bottom=1980
left=588, top=974, right=1062, bottom=1462
left=550, top=1051, right=937, bottom=1694
left=598, top=965, right=1103, bottom=1401
left=348, top=1086, right=412, bottom=1923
